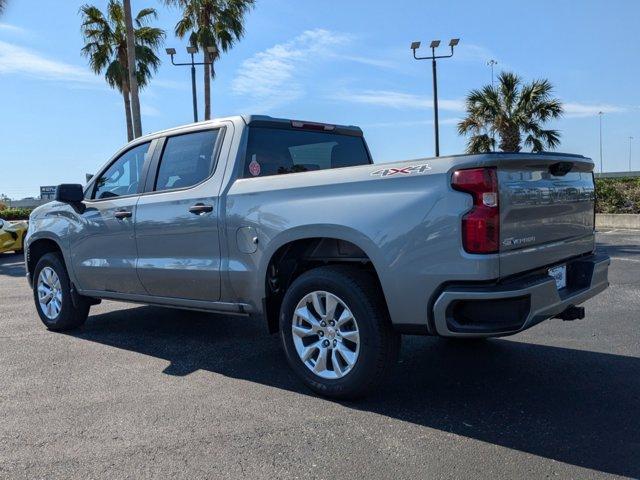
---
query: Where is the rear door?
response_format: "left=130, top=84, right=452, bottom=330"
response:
left=498, top=155, right=595, bottom=276
left=134, top=125, right=228, bottom=301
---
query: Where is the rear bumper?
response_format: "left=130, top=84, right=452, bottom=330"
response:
left=432, top=253, right=610, bottom=337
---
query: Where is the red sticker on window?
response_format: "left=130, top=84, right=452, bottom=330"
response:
left=249, top=159, right=261, bottom=176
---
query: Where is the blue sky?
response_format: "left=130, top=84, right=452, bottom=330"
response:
left=1, top=0, right=638, bottom=198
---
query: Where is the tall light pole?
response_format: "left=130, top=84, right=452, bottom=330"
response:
left=487, top=59, right=498, bottom=86
left=629, top=136, right=634, bottom=172
left=166, top=45, right=216, bottom=123
left=411, top=38, right=460, bottom=157
left=598, top=111, right=604, bottom=174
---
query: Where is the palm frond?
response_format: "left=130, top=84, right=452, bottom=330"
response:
left=523, top=134, right=545, bottom=152
left=135, top=26, right=165, bottom=48
left=465, top=134, right=495, bottom=154
left=135, top=7, right=158, bottom=26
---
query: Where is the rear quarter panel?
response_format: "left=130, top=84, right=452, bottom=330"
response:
left=222, top=156, right=501, bottom=330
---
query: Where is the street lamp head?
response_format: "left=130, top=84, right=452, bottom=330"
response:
left=165, top=48, right=176, bottom=56
left=186, top=46, right=198, bottom=54
left=448, top=38, right=460, bottom=47
left=206, top=46, right=217, bottom=54
left=410, top=41, right=421, bottom=50
left=429, top=40, right=441, bottom=49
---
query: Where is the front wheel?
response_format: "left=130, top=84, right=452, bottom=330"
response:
left=33, top=253, right=89, bottom=331
left=279, top=265, right=400, bottom=400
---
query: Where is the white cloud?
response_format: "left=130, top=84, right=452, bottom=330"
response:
left=232, top=29, right=394, bottom=112
left=334, top=89, right=629, bottom=122
left=563, top=102, right=627, bottom=118
left=0, top=23, right=27, bottom=35
left=232, top=29, right=350, bottom=111
left=330, top=53, right=397, bottom=69
left=332, top=89, right=465, bottom=112
left=453, top=43, right=496, bottom=63
left=152, top=79, right=188, bottom=90
left=141, top=103, right=161, bottom=117
left=0, top=40, right=97, bottom=84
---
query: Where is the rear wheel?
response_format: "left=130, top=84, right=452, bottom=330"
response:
left=33, top=253, right=89, bottom=331
left=279, top=265, right=399, bottom=399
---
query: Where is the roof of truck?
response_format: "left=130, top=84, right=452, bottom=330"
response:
left=241, top=115, right=363, bottom=136
left=128, top=115, right=363, bottom=145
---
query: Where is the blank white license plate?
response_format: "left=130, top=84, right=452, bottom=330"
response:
left=548, top=264, right=567, bottom=290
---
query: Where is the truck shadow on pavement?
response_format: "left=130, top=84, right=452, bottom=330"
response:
left=69, top=305, right=640, bottom=478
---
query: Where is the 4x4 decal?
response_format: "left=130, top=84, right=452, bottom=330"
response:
left=371, top=164, right=431, bottom=177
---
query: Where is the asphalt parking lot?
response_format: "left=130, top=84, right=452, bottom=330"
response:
left=1, top=231, right=638, bottom=479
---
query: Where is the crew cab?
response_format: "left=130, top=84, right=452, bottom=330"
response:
left=25, top=115, right=610, bottom=398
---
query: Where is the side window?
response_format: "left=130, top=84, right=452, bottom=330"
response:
left=154, top=130, right=220, bottom=192
left=93, top=142, right=150, bottom=199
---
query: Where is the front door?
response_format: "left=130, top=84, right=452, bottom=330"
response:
left=70, top=141, right=151, bottom=294
left=134, top=127, right=225, bottom=302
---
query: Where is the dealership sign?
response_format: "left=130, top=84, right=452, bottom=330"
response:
left=40, top=186, right=57, bottom=200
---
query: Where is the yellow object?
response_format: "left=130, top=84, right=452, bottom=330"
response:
left=0, top=218, right=28, bottom=254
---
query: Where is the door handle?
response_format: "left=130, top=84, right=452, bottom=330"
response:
left=114, top=210, right=132, bottom=219
left=189, top=203, right=213, bottom=215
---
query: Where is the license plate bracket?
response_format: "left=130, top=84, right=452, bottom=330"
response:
left=548, top=264, right=567, bottom=290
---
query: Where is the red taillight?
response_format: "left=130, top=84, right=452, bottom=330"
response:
left=452, top=167, right=499, bottom=254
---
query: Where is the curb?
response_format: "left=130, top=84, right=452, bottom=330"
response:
left=596, top=214, right=640, bottom=230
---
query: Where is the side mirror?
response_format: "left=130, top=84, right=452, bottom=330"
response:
left=55, top=184, right=84, bottom=204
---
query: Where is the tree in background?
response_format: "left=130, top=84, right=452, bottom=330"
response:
left=80, top=1, right=164, bottom=141
left=164, top=0, right=254, bottom=120
left=123, top=0, right=143, bottom=138
left=0, top=0, right=6, bottom=15
left=458, top=72, right=564, bottom=153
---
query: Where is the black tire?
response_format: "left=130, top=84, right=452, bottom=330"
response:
left=33, top=252, right=89, bottom=331
left=279, top=265, right=400, bottom=400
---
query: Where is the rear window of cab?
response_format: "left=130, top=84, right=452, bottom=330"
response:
left=243, top=127, right=371, bottom=178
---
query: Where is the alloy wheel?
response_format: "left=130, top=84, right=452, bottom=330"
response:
left=37, top=266, right=62, bottom=320
left=291, top=291, right=361, bottom=379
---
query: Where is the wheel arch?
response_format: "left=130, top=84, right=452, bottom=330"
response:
left=26, top=235, right=68, bottom=287
left=258, top=226, right=388, bottom=334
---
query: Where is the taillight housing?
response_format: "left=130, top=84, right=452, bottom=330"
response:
left=452, top=167, right=499, bottom=254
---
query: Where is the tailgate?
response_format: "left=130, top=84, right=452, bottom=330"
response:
left=498, top=155, right=595, bottom=277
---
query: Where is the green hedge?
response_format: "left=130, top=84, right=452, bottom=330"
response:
left=595, top=177, right=640, bottom=214
left=0, top=208, right=33, bottom=221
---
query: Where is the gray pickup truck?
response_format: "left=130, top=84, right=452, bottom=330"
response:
left=25, top=115, right=610, bottom=398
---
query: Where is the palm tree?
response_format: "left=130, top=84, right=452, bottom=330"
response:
left=458, top=72, right=564, bottom=153
left=80, top=1, right=164, bottom=141
left=123, top=0, right=143, bottom=138
left=165, top=0, right=254, bottom=120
